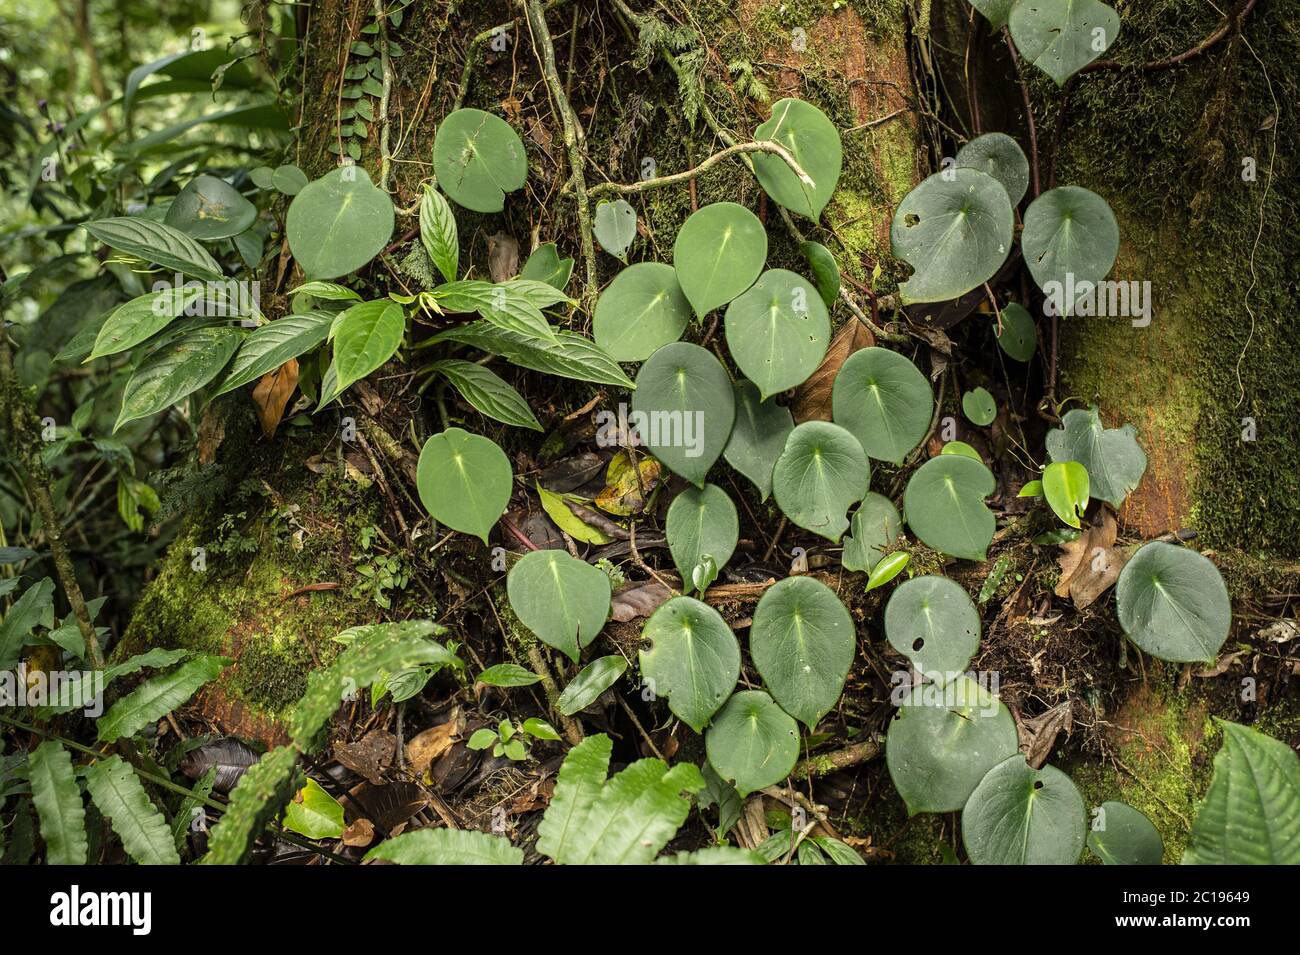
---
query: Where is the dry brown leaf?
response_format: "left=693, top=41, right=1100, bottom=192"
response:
left=487, top=232, right=520, bottom=283
left=405, top=709, right=464, bottom=776
left=332, top=729, right=396, bottom=786
left=792, top=319, right=875, bottom=422
left=1018, top=701, right=1073, bottom=769
left=610, top=579, right=673, bottom=622
left=252, top=358, right=299, bottom=439
left=1054, top=509, right=1128, bottom=609
left=196, top=404, right=225, bottom=465
left=342, top=818, right=375, bottom=847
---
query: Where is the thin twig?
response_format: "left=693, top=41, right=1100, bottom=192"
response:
left=586, top=139, right=815, bottom=198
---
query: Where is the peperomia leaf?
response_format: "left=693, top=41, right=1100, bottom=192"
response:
left=903, top=454, right=997, bottom=561
left=751, top=98, right=842, bottom=220
left=1009, top=0, right=1120, bottom=85
left=286, top=166, right=394, bottom=279
left=331, top=299, right=405, bottom=393
left=558, top=655, right=628, bottom=716
left=891, top=169, right=1013, bottom=303
left=593, top=262, right=691, bottom=362
left=672, top=202, right=767, bottom=318
left=365, top=827, right=523, bottom=864
left=593, top=199, right=637, bottom=261
left=416, top=427, right=513, bottom=544
left=994, top=302, right=1036, bottom=362
left=1042, top=460, right=1089, bottom=528
left=962, top=756, right=1087, bottom=864
left=426, top=359, right=541, bottom=431
left=519, top=242, right=574, bottom=291
left=955, top=132, right=1029, bottom=206
left=831, top=347, right=933, bottom=465
left=1022, top=186, right=1119, bottom=316
left=115, top=327, right=243, bottom=431
left=772, top=421, right=870, bottom=543
left=630, top=342, right=734, bottom=487
left=506, top=549, right=610, bottom=662
left=84, top=755, right=181, bottom=865
left=419, top=184, right=459, bottom=283
left=1115, top=542, right=1231, bottom=663
left=705, top=690, right=800, bottom=797
left=886, top=675, right=1019, bottom=814
left=83, top=217, right=224, bottom=282
left=271, top=164, right=309, bottom=196
left=841, top=492, right=903, bottom=573
left=1087, top=801, right=1164, bottom=865
left=962, top=386, right=996, bottom=426
left=885, top=575, right=980, bottom=675
left=432, top=108, right=528, bottom=213
left=215, top=311, right=334, bottom=396
left=750, top=576, right=854, bottom=729
left=639, top=596, right=741, bottom=732
left=165, top=174, right=256, bottom=240
left=1045, top=406, right=1146, bottom=507
left=666, top=484, right=739, bottom=588
left=723, top=269, right=830, bottom=398
left=98, top=654, right=231, bottom=742
left=723, top=380, right=794, bottom=501
left=968, top=0, right=1015, bottom=29
left=1184, top=720, right=1300, bottom=865
left=28, top=741, right=88, bottom=865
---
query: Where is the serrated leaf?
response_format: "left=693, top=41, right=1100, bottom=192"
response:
left=1115, top=542, right=1231, bottom=663
left=332, top=299, right=405, bottom=393
left=98, top=654, right=231, bottom=742
left=558, top=655, right=628, bottom=716
left=364, top=827, right=523, bottom=864
left=723, top=380, right=794, bottom=501
left=286, top=166, right=394, bottom=279
left=201, top=745, right=302, bottom=865
left=962, top=756, right=1086, bottom=864
left=433, top=108, right=528, bottom=213
left=428, top=359, right=541, bottom=430
left=420, top=185, right=459, bottom=283
left=673, top=202, right=767, bottom=318
left=639, top=597, right=740, bottom=732
left=83, top=217, right=223, bottom=282
left=724, top=269, right=830, bottom=398
left=28, top=741, right=87, bottom=865
left=903, top=454, right=997, bottom=561
left=84, top=754, right=180, bottom=865
left=705, top=690, right=800, bottom=797
left=631, top=342, right=734, bottom=487
left=594, top=262, right=691, bottom=362
left=831, top=347, right=933, bottom=465
left=885, top=575, right=980, bottom=674
left=772, top=421, right=869, bottom=542
left=666, top=484, right=738, bottom=588
left=416, top=427, right=513, bottom=544
left=751, top=98, right=842, bottom=219
left=506, top=549, right=610, bottom=662
left=1045, top=406, right=1146, bottom=507
left=115, top=327, right=243, bottom=431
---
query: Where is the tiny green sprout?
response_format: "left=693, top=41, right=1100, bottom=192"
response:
left=692, top=554, right=719, bottom=594
left=865, top=552, right=910, bottom=593
left=469, top=716, right=559, bottom=761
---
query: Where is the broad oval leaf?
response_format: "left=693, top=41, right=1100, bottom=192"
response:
left=772, top=421, right=869, bottom=543
left=831, top=347, right=933, bottom=464
left=476, top=663, right=541, bottom=687
left=842, top=492, right=903, bottom=572
left=419, top=185, right=459, bottom=284
left=83, top=217, right=224, bottom=282
left=672, top=202, right=767, bottom=318
left=558, top=655, right=628, bottom=715
left=891, top=168, right=1013, bottom=304
left=723, top=380, right=794, bottom=501
left=1042, top=460, right=1089, bottom=528
left=942, top=440, right=983, bottom=461
left=955, top=132, right=1029, bottom=206
left=593, top=199, right=637, bottom=261
left=98, top=654, right=231, bottom=742
left=903, top=454, right=997, bottom=561
left=750, top=576, right=855, bottom=729
left=1115, top=542, right=1231, bottom=663
left=1087, top=800, right=1164, bottom=865
left=630, top=342, right=734, bottom=487
left=1009, top=0, right=1120, bottom=85
left=1022, top=186, right=1119, bottom=315
left=705, top=690, right=800, bottom=797
left=427, top=359, right=541, bottom=431
left=1045, top=405, right=1146, bottom=507
left=640, top=596, right=741, bottom=732
left=968, top=0, right=1015, bottom=29
left=886, top=675, right=1019, bottom=813
left=724, top=269, right=830, bottom=398
left=751, top=98, right=842, bottom=220
left=594, top=262, right=691, bottom=362
left=506, top=549, right=610, bottom=662
left=432, top=108, right=528, bottom=213
left=666, top=484, right=739, bottom=587
left=962, top=755, right=1086, bottom=864
left=332, top=299, right=405, bottom=393
left=286, top=166, right=394, bottom=279
left=994, top=302, right=1036, bottom=362
left=88, top=285, right=204, bottom=360
left=84, top=755, right=181, bottom=865
left=272, top=164, right=309, bottom=195
left=962, top=387, right=997, bottom=426
left=28, top=741, right=88, bottom=865
left=884, top=575, right=980, bottom=675
left=416, top=427, right=513, bottom=545
left=519, top=242, right=574, bottom=291
left=799, top=240, right=841, bottom=308
left=165, top=174, right=256, bottom=240
left=115, top=327, right=243, bottom=431
left=214, top=311, right=333, bottom=396
left=364, top=827, right=523, bottom=865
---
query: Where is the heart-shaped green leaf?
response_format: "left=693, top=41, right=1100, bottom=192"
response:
left=1184, top=720, right=1300, bottom=865
left=772, top=421, right=870, bottom=543
left=165, top=174, right=257, bottom=240
left=426, top=359, right=541, bottom=431
left=89, top=285, right=205, bottom=360
left=841, top=492, right=902, bottom=573
left=282, top=777, right=345, bottom=840
left=751, top=98, right=842, bottom=220
left=215, top=310, right=333, bottom=396
left=1042, top=460, right=1089, bottom=528
left=1115, top=542, right=1231, bottom=663
left=432, top=108, right=528, bottom=213
left=558, top=655, right=628, bottom=716
left=723, top=380, right=794, bottom=501
left=116, top=327, right=242, bottom=431
left=994, top=302, right=1036, bottom=362
left=1045, top=405, right=1147, bottom=507
left=968, top=0, right=1015, bottom=29
left=885, top=575, right=981, bottom=675
left=593, top=199, right=637, bottom=261
left=750, top=576, right=855, bottom=728
left=416, top=427, right=513, bottom=544
left=955, top=132, right=1029, bottom=206
left=419, top=184, right=459, bottom=283
left=902, top=454, right=996, bottom=560
left=891, top=169, right=1013, bottom=304
left=630, top=342, right=734, bottom=487
left=286, top=166, right=394, bottom=279
left=942, top=440, right=983, bottom=461
left=831, top=347, right=933, bottom=464
left=519, top=242, right=573, bottom=291
left=332, top=299, right=405, bottom=393
left=673, top=202, right=767, bottom=318
left=705, top=690, right=800, bottom=797
left=83, top=217, right=224, bottom=282
left=1009, top=0, right=1120, bottom=85
left=962, top=387, right=996, bottom=426
left=799, top=241, right=841, bottom=309
left=886, top=675, right=1019, bottom=813
left=506, top=549, right=611, bottom=662
left=640, top=596, right=741, bottom=732
left=666, top=484, right=739, bottom=588
left=1087, top=801, right=1164, bottom=865
left=594, top=262, right=691, bottom=361
left=271, top=164, right=309, bottom=196
left=1022, top=186, right=1119, bottom=315
left=724, top=269, right=830, bottom=398
left=962, top=756, right=1087, bottom=864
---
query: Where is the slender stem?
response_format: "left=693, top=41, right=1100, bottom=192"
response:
left=587, top=139, right=814, bottom=198
left=1003, top=29, right=1040, bottom=198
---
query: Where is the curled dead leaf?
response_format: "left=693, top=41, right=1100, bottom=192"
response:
left=793, top=319, right=874, bottom=423
left=252, top=357, right=299, bottom=439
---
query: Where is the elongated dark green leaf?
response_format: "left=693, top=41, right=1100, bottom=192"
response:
left=28, top=741, right=87, bottom=865
left=594, top=262, right=691, bottom=362
left=750, top=576, right=854, bottom=728
left=1045, top=405, right=1146, bottom=507
left=640, top=597, right=740, bottom=732
left=751, top=98, right=842, bottom=220
left=724, top=269, right=830, bottom=398
left=723, top=380, right=794, bottom=501
left=0, top=576, right=54, bottom=671
left=903, top=454, right=996, bottom=560
left=416, top=427, right=512, bottom=543
left=98, top=654, right=231, bottom=742
left=200, top=745, right=302, bottom=865
left=832, top=347, right=933, bottom=464
left=841, top=492, right=902, bottom=572
left=290, top=281, right=361, bottom=302
left=955, top=132, right=1029, bottom=206
left=433, top=280, right=556, bottom=343
left=286, top=167, right=394, bottom=279
left=1009, top=0, right=1120, bottom=85
left=365, top=827, right=523, bottom=864
left=705, top=690, right=800, bottom=797
left=1023, top=187, right=1119, bottom=315
left=772, top=421, right=869, bottom=542
left=507, top=549, right=610, bottom=662
left=631, top=342, right=734, bottom=487
left=214, top=311, right=333, bottom=395
left=83, top=217, right=223, bottom=282
left=124, top=102, right=288, bottom=153
left=799, top=241, right=841, bottom=309
left=88, top=286, right=205, bottom=360
left=962, top=756, right=1086, bottom=864
left=476, top=663, right=541, bottom=687
left=419, top=185, right=459, bottom=283
left=1115, top=542, right=1231, bottom=663
left=434, top=321, right=634, bottom=388
left=427, top=359, right=541, bottom=430
left=673, top=203, right=767, bottom=318
left=558, top=655, right=628, bottom=716
left=666, top=484, right=739, bottom=586
left=115, top=327, right=243, bottom=431
left=433, top=108, right=528, bottom=213
left=885, top=575, right=980, bottom=674
left=332, top=299, right=404, bottom=393
left=1184, top=720, right=1300, bottom=865
left=1087, top=801, right=1164, bottom=865
left=84, top=754, right=180, bottom=865
left=165, top=174, right=257, bottom=240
